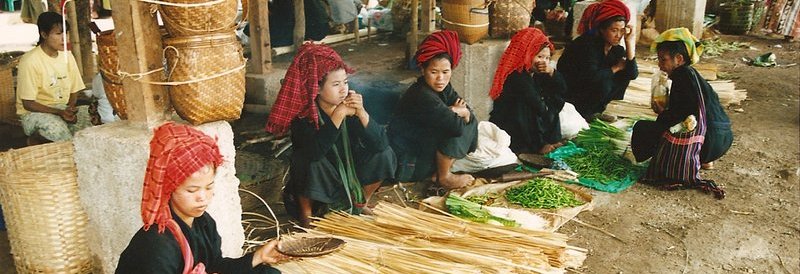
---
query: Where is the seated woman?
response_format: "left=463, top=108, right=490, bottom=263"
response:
left=16, top=12, right=93, bottom=143
left=489, top=27, right=566, bottom=155
left=388, top=30, right=478, bottom=189
left=116, top=123, right=287, bottom=273
left=630, top=28, right=726, bottom=199
left=265, top=43, right=396, bottom=227
left=557, top=0, right=638, bottom=120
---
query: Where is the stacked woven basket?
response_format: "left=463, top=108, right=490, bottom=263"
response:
left=96, top=0, right=247, bottom=125
left=440, top=0, right=534, bottom=44
left=159, top=0, right=248, bottom=125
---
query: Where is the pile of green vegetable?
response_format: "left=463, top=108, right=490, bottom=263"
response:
left=574, top=119, right=628, bottom=154
left=702, top=38, right=749, bottom=58
left=562, top=147, right=638, bottom=183
left=446, top=194, right=518, bottom=227
left=465, top=193, right=499, bottom=206
left=504, top=178, right=584, bottom=209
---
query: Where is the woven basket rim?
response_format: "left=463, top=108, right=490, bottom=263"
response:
left=277, top=237, right=346, bottom=257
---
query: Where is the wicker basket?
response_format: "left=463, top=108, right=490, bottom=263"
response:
left=0, top=59, right=18, bottom=125
left=441, top=0, right=489, bottom=44
left=489, top=0, right=534, bottom=38
left=159, top=0, right=247, bottom=37
left=96, top=29, right=128, bottom=120
left=164, top=32, right=245, bottom=125
left=0, top=142, right=93, bottom=273
left=277, top=237, right=346, bottom=257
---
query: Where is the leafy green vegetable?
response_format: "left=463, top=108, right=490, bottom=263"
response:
left=504, top=178, right=584, bottom=209
left=446, top=195, right=518, bottom=227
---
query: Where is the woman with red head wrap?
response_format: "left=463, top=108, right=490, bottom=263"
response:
left=557, top=0, right=638, bottom=121
left=388, top=30, right=478, bottom=189
left=488, top=28, right=566, bottom=155
left=117, top=122, right=288, bottom=274
left=267, top=43, right=396, bottom=227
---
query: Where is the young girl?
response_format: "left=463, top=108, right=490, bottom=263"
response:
left=387, top=30, right=478, bottom=189
left=489, top=27, right=566, bottom=155
left=116, top=123, right=287, bottom=273
left=266, top=43, right=396, bottom=227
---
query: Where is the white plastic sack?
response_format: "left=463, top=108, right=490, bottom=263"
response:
left=559, top=102, right=589, bottom=140
left=328, top=0, right=359, bottom=24
left=451, top=121, right=519, bottom=173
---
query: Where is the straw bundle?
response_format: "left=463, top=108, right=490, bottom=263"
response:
left=604, top=61, right=747, bottom=119
left=274, top=202, right=586, bottom=273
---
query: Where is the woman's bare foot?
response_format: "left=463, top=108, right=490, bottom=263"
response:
left=701, top=162, right=714, bottom=170
left=538, top=144, right=558, bottom=155
left=438, top=173, right=474, bottom=189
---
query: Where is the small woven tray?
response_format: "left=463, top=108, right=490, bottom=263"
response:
left=277, top=237, right=346, bottom=257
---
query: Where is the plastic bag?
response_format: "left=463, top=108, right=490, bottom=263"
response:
left=650, top=68, right=670, bottom=111
left=559, top=102, right=589, bottom=140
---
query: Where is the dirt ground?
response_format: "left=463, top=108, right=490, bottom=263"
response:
left=0, top=27, right=797, bottom=273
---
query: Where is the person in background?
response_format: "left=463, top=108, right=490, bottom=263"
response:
left=630, top=28, right=727, bottom=199
left=16, top=11, right=92, bottom=144
left=91, top=73, right=120, bottom=124
left=116, top=123, right=288, bottom=273
left=489, top=27, right=566, bottom=155
left=266, top=43, right=396, bottom=228
left=557, top=0, right=637, bottom=121
left=388, top=30, right=478, bottom=190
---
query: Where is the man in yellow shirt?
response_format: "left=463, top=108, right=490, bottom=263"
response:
left=16, top=12, right=92, bottom=142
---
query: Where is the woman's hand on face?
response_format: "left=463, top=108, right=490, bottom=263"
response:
left=252, top=240, right=291, bottom=267
left=535, top=62, right=554, bottom=76
left=344, top=90, right=365, bottom=116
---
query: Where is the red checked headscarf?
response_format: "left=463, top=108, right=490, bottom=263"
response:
left=414, top=30, right=462, bottom=69
left=489, top=28, right=554, bottom=100
left=576, top=0, right=630, bottom=35
left=141, top=122, right=222, bottom=233
left=265, top=43, right=354, bottom=135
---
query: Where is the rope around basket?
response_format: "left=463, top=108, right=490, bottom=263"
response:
left=137, top=0, right=225, bottom=8
left=441, top=18, right=490, bottom=28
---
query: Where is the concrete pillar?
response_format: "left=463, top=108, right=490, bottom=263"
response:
left=449, top=39, right=509, bottom=121
left=655, top=0, right=707, bottom=38
left=245, top=70, right=287, bottom=108
left=571, top=0, right=640, bottom=40
left=73, top=121, right=244, bottom=273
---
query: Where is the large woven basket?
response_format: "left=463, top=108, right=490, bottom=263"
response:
left=0, top=142, right=93, bottom=273
left=164, top=32, right=245, bottom=125
left=489, top=0, right=534, bottom=38
left=0, top=59, right=18, bottom=125
left=159, top=0, right=246, bottom=37
left=441, top=0, right=489, bottom=44
left=96, top=29, right=128, bottom=120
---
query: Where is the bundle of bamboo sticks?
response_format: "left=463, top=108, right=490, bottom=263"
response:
left=273, top=202, right=587, bottom=274
left=605, top=61, right=747, bottom=119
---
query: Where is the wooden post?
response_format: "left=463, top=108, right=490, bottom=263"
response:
left=66, top=2, right=83, bottom=80
left=248, top=0, right=271, bottom=74
left=353, top=19, right=360, bottom=43
left=75, top=0, right=95, bottom=81
left=293, top=0, right=306, bottom=50
left=421, top=0, right=435, bottom=33
left=408, top=0, right=419, bottom=62
left=111, top=0, right=170, bottom=127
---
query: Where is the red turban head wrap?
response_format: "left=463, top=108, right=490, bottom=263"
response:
left=414, top=30, right=462, bottom=69
left=266, top=43, right=355, bottom=135
left=577, top=0, right=630, bottom=35
left=489, top=28, right=554, bottom=100
left=141, top=122, right=223, bottom=233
